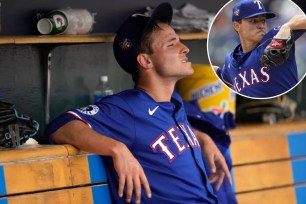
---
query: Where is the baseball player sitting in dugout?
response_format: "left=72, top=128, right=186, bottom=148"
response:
left=214, top=0, right=306, bottom=98
left=46, top=3, right=231, bottom=204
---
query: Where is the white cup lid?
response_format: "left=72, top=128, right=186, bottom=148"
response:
left=37, top=18, right=52, bottom=35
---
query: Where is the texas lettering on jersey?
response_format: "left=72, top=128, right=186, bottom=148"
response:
left=150, top=123, right=200, bottom=163
left=74, top=101, right=201, bottom=164
left=233, top=66, right=270, bottom=92
left=47, top=89, right=220, bottom=203
left=217, top=28, right=306, bottom=97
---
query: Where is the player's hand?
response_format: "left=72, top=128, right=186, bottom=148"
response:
left=111, top=142, right=151, bottom=203
left=194, top=129, right=232, bottom=191
left=51, top=121, right=150, bottom=203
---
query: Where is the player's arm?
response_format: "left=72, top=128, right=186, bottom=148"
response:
left=275, top=15, right=306, bottom=38
left=260, top=15, right=306, bottom=67
left=51, top=120, right=151, bottom=204
left=193, top=128, right=232, bottom=191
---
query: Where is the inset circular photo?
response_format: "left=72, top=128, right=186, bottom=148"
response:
left=207, top=0, right=306, bottom=99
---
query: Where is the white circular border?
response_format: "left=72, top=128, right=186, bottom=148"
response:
left=206, top=0, right=306, bottom=100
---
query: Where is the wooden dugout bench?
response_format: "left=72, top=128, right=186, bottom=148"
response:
left=230, top=120, right=306, bottom=204
left=0, top=145, right=112, bottom=204
left=1, top=120, right=306, bottom=204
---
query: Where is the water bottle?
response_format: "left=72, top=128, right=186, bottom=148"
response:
left=92, top=75, right=113, bottom=103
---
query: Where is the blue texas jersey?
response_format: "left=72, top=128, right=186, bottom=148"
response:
left=46, top=88, right=219, bottom=204
left=217, top=27, right=306, bottom=98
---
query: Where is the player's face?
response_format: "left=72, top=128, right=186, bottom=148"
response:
left=239, top=15, right=267, bottom=43
left=148, top=23, right=193, bottom=80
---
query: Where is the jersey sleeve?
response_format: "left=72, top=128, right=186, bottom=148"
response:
left=258, top=28, right=280, bottom=52
left=218, top=54, right=235, bottom=88
left=45, top=112, right=79, bottom=144
left=219, top=68, right=234, bottom=87
left=216, top=66, right=223, bottom=78
left=261, top=27, right=306, bottom=45
left=46, top=95, right=136, bottom=147
left=292, top=29, right=306, bottom=41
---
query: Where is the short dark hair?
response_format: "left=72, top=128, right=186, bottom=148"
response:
left=132, top=22, right=167, bottom=83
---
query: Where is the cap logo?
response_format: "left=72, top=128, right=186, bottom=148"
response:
left=119, top=38, right=132, bottom=51
left=254, top=0, right=263, bottom=9
left=234, top=9, right=240, bottom=17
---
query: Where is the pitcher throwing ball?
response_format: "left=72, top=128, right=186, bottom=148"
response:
left=214, top=0, right=306, bottom=98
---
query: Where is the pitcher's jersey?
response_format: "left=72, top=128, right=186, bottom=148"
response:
left=216, top=27, right=306, bottom=98
left=47, top=88, right=219, bottom=204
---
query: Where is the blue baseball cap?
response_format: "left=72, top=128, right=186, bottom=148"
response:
left=232, top=0, right=276, bottom=22
left=113, top=3, right=173, bottom=75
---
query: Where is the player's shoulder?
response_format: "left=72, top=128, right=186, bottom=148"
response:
left=102, top=88, right=156, bottom=108
left=171, top=91, right=185, bottom=106
left=117, top=88, right=154, bottom=102
left=101, top=89, right=142, bottom=106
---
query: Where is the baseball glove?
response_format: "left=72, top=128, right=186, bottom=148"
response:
left=260, top=35, right=293, bottom=67
left=0, top=101, right=39, bottom=148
